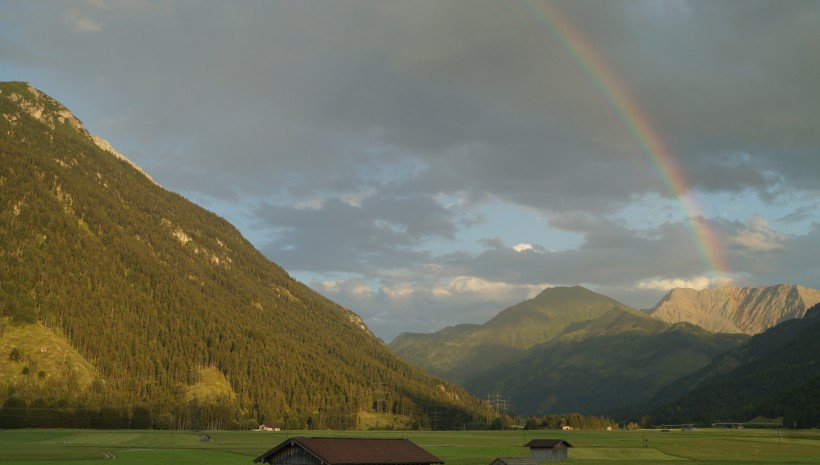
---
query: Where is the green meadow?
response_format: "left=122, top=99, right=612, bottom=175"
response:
left=1, top=429, right=820, bottom=465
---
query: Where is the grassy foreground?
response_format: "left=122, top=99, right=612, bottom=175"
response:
left=1, top=428, right=819, bottom=465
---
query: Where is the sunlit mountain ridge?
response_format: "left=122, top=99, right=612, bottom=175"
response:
left=391, top=284, right=820, bottom=419
left=0, top=82, right=492, bottom=430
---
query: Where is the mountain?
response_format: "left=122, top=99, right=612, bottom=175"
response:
left=463, top=309, right=746, bottom=415
left=390, top=286, right=639, bottom=384
left=651, top=303, right=820, bottom=428
left=390, top=286, right=746, bottom=415
left=649, top=284, right=820, bottom=335
left=0, top=82, right=492, bottom=430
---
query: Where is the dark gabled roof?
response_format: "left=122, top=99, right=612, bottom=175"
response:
left=254, top=437, right=444, bottom=465
left=524, top=439, right=573, bottom=449
left=491, top=457, right=539, bottom=465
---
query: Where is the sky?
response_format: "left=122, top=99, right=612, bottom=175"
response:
left=2, top=0, right=820, bottom=342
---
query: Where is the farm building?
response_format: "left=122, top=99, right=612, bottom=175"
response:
left=489, top=457, right=539, bottom=465
left=524, top=439, right=573, bottom=463
left=253, top=437, right=444, bottom=465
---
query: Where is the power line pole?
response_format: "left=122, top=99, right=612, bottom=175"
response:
left=486, top=393, right=510, bottom=415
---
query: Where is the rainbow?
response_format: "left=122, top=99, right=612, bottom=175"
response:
left=524, top=0, right=729, bottom=278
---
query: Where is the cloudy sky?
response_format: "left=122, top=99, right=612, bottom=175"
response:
left=3, top=0, right=819, bottom=341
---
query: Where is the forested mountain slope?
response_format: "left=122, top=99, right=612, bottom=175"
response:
left=390, top=286, right=639, bottom=383
left=463, top=309, right=746, bottom=415
left=390, top=286, right=746, bottom=416
left=0, top=82, right=492, bottom=430
left=651, top=303, right=820, bottom=428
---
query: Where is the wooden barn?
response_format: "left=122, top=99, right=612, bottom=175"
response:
left=253, top=437, right=444, bottom=465
left=524, top=439, right=573, bottom=463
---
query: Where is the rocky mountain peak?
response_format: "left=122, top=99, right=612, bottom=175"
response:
left=3, top=82, right=86, bottom=132
left=2, top=81, right=157, bottom=186
left=649, top=284, right=820, bottom=334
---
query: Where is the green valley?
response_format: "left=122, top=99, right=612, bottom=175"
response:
left=2, top=428, right=820, bottom=465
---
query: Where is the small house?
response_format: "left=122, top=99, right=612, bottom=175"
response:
left=524, top=439, right=573, bottom=463
left=254, top=437, right=444, bottom=465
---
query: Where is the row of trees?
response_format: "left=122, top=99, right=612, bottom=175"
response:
left=0, top=396, right=253, bottom=430
left=522, top=413, right=617, bottom=430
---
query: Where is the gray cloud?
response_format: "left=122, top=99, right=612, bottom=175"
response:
left=257, top=191, right=456, bottom=273
left=4, top=0, right=820, bottom=340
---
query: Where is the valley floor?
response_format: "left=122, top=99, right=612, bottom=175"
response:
left=1, top=428, right=819, bottom=465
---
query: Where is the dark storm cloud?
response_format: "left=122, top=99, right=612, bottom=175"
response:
left=6, top=0, right=818, bottom=204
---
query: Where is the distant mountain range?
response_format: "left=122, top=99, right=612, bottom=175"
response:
left=650, top=302, right=820, bottom=428
left=390, top=284, right=820, bottom=420
left=648, top=285, right=820, bottom=334
left=4, top=82, right=818, bottom=429
left=0, top=82, right=492, bottom=430
left=390, top=286, right=639, bottom=385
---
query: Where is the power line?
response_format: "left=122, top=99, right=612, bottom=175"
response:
left=485, top=393, right=510, bottom=415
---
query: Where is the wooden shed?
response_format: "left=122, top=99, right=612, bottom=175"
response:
left=489, top=457, right=539, bottom=465
left=253, top=437, right=444, bottom=465
left=524, top=439, right=573, bottom=463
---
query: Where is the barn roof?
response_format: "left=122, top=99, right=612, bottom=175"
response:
left=524, top=439, right=573, bottom=449
left=254, top=437, right=444, bottom=465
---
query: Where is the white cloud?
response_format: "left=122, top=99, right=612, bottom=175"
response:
left=374, top=276, right=549, bottom=303
left=513, top=243, right=534, bottom=252
left=638, top=275, right=714, bottom=291
left=293, top=196, right=325, bottom=210
left=731, top=216, right=788, bottom=251
left=430, top=276, right=547, bottom=301
left=63, top=9, right=103, bottom=32
left=320, top=279, right=373, bottom=297
left=382, top=283, right=417, bottom=300
left=340, top=192, right=367, bottom=208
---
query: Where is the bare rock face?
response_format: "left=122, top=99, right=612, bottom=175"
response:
left=6, top=82, right=86, bottom=132
left=649, top=284, right=820, bottom=335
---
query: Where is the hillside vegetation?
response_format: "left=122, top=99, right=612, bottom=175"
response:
left=390, top=286, right=640, bottom=383
left=392, top=286, right=747, bottom=416
left=0, top=322, right=96, bottom=389
left=464, top=307, right=746, bottom=415
left=0, top=82, right=493, bottom=430
left=651, top=303, right=820, bottom=428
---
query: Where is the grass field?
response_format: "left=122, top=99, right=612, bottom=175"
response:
left=1, top=428, right=819, bottom=465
